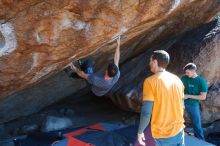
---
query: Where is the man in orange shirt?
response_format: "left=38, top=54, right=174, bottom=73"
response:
left=137, top=50, right=185, bottom=146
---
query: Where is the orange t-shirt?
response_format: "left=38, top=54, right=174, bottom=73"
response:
left=143, top=71, right=185, bottom=138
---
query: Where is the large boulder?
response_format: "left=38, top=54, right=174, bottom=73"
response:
left=0, top=0, right=218, bottom=98
left=0, top=0, right=219, bottom=123
left=201, top=81, right=220, bottom=124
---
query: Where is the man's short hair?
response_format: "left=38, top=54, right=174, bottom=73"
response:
left=107, top=63, right=118, bottom=77
left=183, top=63, right=197, bottom=71
left=152, top=50, right=170, bottom=68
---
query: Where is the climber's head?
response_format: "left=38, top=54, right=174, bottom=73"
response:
left=149, top=50, right=170, bottom=73
left=184, top=63, right=197, bottom=78
left=105, top=63, right=118, bottom=78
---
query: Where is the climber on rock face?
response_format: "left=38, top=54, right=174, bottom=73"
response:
left=69, top=37, right=121, bottom=97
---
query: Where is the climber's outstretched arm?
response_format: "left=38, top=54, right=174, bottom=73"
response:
left=114, top=36, right=121, bottom=67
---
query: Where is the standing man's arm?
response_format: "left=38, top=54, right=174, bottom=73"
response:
left=69, top=63, right=89, bottom=80
left=184, top=92, right=207, bottom=100
left=137, top=79, right=154, bottom=146
left=184, top=78, right=208, bottom=100
left=114, top=36, right=121, bottom=67
left=138, top=101, right=153, bottom=146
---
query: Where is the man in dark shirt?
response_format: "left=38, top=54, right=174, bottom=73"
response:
left=69, top=37, right=121, bottom=96
left=181, top=63, right=208, bottom=140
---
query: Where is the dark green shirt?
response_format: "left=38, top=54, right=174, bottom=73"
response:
left=181, top=75, right=208, bottom=105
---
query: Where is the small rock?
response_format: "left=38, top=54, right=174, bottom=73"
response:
left=59, top=108, right=75, bottom=116
left=41, top=116, right=72, bottom=132
left=204, top=121, right=220, bottom=136
left=21, top=124, right=39, bottom=134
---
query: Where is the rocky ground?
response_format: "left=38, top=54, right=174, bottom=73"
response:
left=0, top=89, right=139, bottom=139
left=0, top=90, right=220, bottom=145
